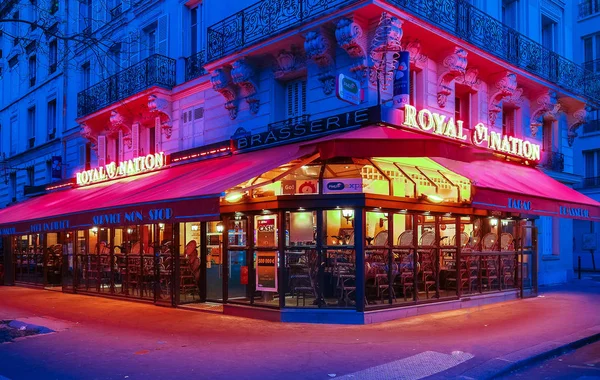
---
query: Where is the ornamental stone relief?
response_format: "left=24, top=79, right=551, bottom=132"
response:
left=488, top=72, right=522, bottom=126
left=304, top=28, right=336, bottom=95
left=369, top=12, right=403, bottom=90
left=401, top=38, right=427, bottom=69
left=273, top=48, right=306, bottom=80
left=437, top=47, right=468, bottom=108
left=530, top=91, right=561, bottom=137
left=231, top=58, right=260, bottom=114
left=148, top=94, right=173, bottom=139
left=335, top=17, right=367, bottom=80
left=567, top=106, right=591, bottom=147
left=210, top=67, right=239, bottom=120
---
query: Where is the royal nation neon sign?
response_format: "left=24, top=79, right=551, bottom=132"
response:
left=402, top=105, right=541, bottom=162
left=76, top=152, right=166, bottom=186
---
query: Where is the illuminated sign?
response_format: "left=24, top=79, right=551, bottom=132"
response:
left=91, top=208, right=173, bottom=226
left=336, top=74, right=362, bottom=105
left=30, top=220, right=70, bottom=233
left=402, top=105, right=541, bottom=162
left=76, top=152, right=166, bottom=186
left=508, top=198, right=531, bottom=210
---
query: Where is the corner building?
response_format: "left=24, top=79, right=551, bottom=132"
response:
left=1, top=0, right=599, bottom=324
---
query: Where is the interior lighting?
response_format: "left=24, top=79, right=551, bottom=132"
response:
left=91, top=226, right=98, bottom=234
left=159, top=223, right=165, bottom=229
left=127, top=228, right=133, bottom=234
left=225, top=191, right=244, bottom=203
left=342, top=209, right=354, bottom=223
left=490, top=219, right=498, bottom=227
left=191, top=224, right=199, bottom=231
left=216, top=223, right=225, bottom=233
left=424, top=194, right=444, bottom=203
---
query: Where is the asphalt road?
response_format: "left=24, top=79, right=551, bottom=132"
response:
left=499, top=341, right=600, bottom=380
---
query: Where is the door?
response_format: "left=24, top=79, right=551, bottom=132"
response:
left=205, top=221, right=223, bottom=301
left=519, top=222, right=538, bottom=297
left=62, top=231, right=75, bottom=292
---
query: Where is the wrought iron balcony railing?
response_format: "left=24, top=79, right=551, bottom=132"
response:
left=585, top=58, right=600, bottom=73
left=579, top=0, right=600, bottom=19
left=583, top=119, right=600, bottom=134
left=541, top=151, right=565, bottom=173
left=77, top=54, right=176, bottom=117
left=185, top=50, right=207, bottom=82
left=581, top=176, right=600, bottom=188
left=206, top=0, right=600, bottom=105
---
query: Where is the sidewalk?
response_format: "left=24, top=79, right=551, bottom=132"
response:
left=0, top=278, right=599, bottom=380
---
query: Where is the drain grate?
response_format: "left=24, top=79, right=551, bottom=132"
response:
left=0, top=320, right=54, bottom=343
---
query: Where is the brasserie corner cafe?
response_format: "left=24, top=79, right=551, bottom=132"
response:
left=0, top=105, right=598, bottom=324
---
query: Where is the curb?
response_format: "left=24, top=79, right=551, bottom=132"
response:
left=459, top=325, right=600, bottom=379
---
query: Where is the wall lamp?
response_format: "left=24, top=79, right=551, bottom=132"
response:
left=91, top=226, right=98, bottom=235
left=422, top=194, right=444, bottom=204
left=216, top=222, right=225, bottom=233
left=342, top=209, right=354, bottom=223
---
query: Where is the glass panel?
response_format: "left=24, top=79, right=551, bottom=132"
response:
left=253, top=214, right=278, bottom=306
left=365, top=211, right=390, bottom=306
left=392, top=213, right=416, bottom=304
left=284, top=211, right=317, bottom=307
left=113, top=228, right=126, bottom=296
left=205, top=221, right=222, bottom=301
left=229, top=250, right=250, bottom=303
left=323, top=209, right=355, bottom=308
left=156, top=223, right=174, bottom=303
left=62, top=232, right=75, bottom=290
left=45, top=233, right=62, bottom=287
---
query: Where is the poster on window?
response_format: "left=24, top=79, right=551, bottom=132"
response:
left=256, top=216, right=277, bottom=247
left=256, top=251, right=277, bottom=292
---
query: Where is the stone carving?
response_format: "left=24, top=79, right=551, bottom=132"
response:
left=231, top=58, right=259, bottom=114
left=456, top=67, right=481, bottom=89
left=211, top=67, right=238, bottom=119
left=402, top=39, right=427, bottom=69
left=107, top=110, right=132, bottom=138
left=488, top=72, right=522, bottom=126
left=273, top=48, right=306, bottom=80
left=148, top=94, right=173, bottom=138
left=80, top=122, right=98, bottom=152
left=437, top=47, right=468, bottom=108
left=335, top=17, right=367, bottom=79
left=529, top=91, right=561, bottom=137
left=304, top=28, right=335, bottom=95
left=370, top=12, right=403, bottom=90
left=567, top=106, right=591, bottom=147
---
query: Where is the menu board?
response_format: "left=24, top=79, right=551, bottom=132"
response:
left=256, top=251, right=277, bottom=292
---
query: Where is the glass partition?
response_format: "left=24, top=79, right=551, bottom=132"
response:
left=284, top=211, right=318, bottom=307
left=323, top=209, right=356, bottom=308
left=45, top=232, right=62, bottom=288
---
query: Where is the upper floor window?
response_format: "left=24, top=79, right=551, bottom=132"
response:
left=82, top=62, right=91, bottom=89
left=583, top=109, right=600, bottom=134
left=9, top=172, right=17, bottom=202
left=579, top=0, right=600, bottom=19
left=28, top=55, right=36, bottom=86
left=542, top=119, right=554, bottom=152
left=30, top=0, right=38, bottom=30
left=454, top=84, right=471, bottom=129
left=27, top=166, right=34, bottom=186
left=584, top=149, right=600, bottom=179
left=27, top=107, right=36, bottom=148
left=47, top=99, right=57, bottom=139
left=583, top=33, right=600, bottom=72
left=502, top=105, right=516, bottom=136
left=12, top=12, right=19, bottom=46
left=10, top=116, right=17, bottom=156
left=286, top=79, right=307, bottom=119
left=49, top=0, right=59, bottom=15
left=541, top=15, right=558, bottom=52
left=144, top=24, right=158, bottom=58
left=502, top=0, right=518, bottom=29
left=49, top=39, right=58, bottom=73
left=108, top=43, right=122, bottom=75
left=181, top=105, right=205, bottom=150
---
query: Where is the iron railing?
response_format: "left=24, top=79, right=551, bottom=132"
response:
left=585, top=58, right=600, bottom=73
left=206, top=0, right=600, bottom=105
left=581, top=176, right=600, bottom=188
left=541, top=151, right=565, bottom=172
left=77, top=54, right=176, bottom=117
left=185, top=50, right=207, bottom=82
left=579, top=0, right=600, bottom=19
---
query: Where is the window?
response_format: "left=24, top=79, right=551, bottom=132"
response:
left=49, top=0, right=59, bottom=15
left=27, top=107, right=36, bottom=148
left=12, top=12, right=19, bottom=46
left=181, top=105, right=205, bottom=150
left=9, top=172, right=17, bottom=202
left=79, top=0, right=92, bottom=33
left=285, top=80, right=307, bottom=119
left=454, top=84, right=471, bottom=128
left=82, top=62, right=90, bottom=89
left=579, top=0, right=600, bottom=19
left=541, top=15, right=558, bottom=52
left=108, top=43, right=121, bottom=75
left=191, top=7, right=198, bottom=55
left=8, top=55, right=18, bottom=69
left=502, top=0, right=518, bottom=29
left=47, top=100, right=57, bottom=139
left=145, top=25, right=157, bottom=58
left=80, top=142, right=91, bottom=170
left=542, top=119, right=553, bottom=152
left=30, top=0, right=38, bottom=30
left=49, top=39, right=57, bottom=73
left=583, top=33, right=600, bottom=72
left=28, top=55, right=36, bottom=86
left=502, top=106, right=516, bottom=136
left=26, top=167, right=34, bottom=186
left=10, top=116, right=17, bottom=156
left=584, top=150, right=597, bottom=178
left=584, top=109, right=600, bottom=133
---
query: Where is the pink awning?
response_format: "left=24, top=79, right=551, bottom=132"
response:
left=433, top=157, right=600, bottom=220
left=0, top=143, right=314, bottom=234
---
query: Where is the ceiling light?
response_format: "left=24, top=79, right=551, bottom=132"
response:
left=225, top=191, right=244, bottom=203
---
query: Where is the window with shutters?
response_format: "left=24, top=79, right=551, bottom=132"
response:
left=181, top=105, right=205, bottom=150
left=285, top=79, right=307, bottom=119
left=455, top=84, right=471, bottom=129
left=132, top=123, right=140, bottom=157
left=143, top=17, right=167, bottom=59
left=97, top=135, right=107, bottom=167
left=79, top=143, right=91, bottom=170
left=502, top=105, right=516, bottom=136
left=27, top=107, right=36, bottom=148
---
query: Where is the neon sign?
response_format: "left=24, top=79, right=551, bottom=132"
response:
left=76, top=152, right=166, bottom=186
left=402, top=105, right=541, bottom=161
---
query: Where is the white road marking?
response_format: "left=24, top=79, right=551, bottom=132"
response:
left=337, top=351, right=474, bottom=380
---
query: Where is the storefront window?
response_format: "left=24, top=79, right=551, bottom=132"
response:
left=284, top=211, right=317, bottom=307
left=206, top=221, right=222, bottom=301
left=365, top=211, right=390, bottom=306
left=45, top=232, right=62, bottom=287
left=323, top=209, right=355, bottom=308
left=252, top=214, right=278, bottom=307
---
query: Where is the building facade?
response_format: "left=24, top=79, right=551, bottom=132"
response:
left=0, top=0, right=599, bottom=323
left=572, top=0, right=600, bottom=272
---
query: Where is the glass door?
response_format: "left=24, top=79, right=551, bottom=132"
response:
left=519, top=221, right=537, bottom=297
left=61, top=231, right=75, bottom=292
left=206, top=221, right=223, bottom=301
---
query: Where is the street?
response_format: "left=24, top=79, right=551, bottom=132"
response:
left=0, top=280, right=598, bottom=380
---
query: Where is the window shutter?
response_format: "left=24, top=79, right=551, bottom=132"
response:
left=118, top=130, right=124, bottom=162
left=98, top=135, right=106, bottom=167
left=155, top=116, right=162, bottom=153
left=181, top=108, right=192, bottom=150
left=286, top=83, right=294, bottom=118
left=157, top=14, right=168, bottom=56
left=132, top=123, right=140, bottom=157
left=193, top=106, right=205, bottom=146
left=285, top=80, right=306, bottom=118
left=301, top=80, right=307, bottom=115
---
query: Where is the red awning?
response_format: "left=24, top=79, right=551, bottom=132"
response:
left=432, top=157, right=600, bottom=220
left=304, top=126, right=485, bottom=161
left=0, top=143, right=313, bottom=234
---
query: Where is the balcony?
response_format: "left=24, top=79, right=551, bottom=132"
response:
left=77, top=54, right=176, bottom=117
left=541, top=151, right=565, bottom=172
left=585, top=58, right=600, bottom=73
left=579, top=0, right=600, bottom=19
left=206, top=0, right=600, bottom=105
left=185, top=50, right=206, bottom=82
left=581, top=176, right=600, bottom=188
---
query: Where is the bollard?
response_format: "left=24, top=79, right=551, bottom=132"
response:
left=578, top=256, right=581, bottom=279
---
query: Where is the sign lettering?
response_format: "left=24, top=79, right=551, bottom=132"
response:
left=92, top=208, right=173, bottom=226
left=560, top=206, right=589, bottom=218
left=76, top=152, right=166, bottom=186
left=336, top=74, right=362, bottom=105
left=30, top=220, right=70, bottom=233
left=508, top=198, right=531, bottom=210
